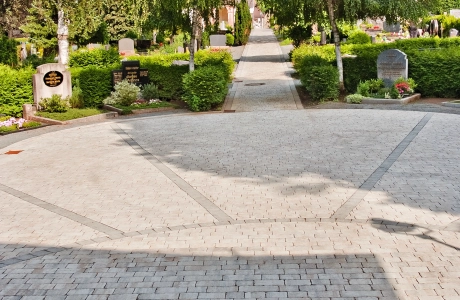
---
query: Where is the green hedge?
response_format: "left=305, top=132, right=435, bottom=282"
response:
left=70, top=65, right=118, bottom=107
left=69, top=48, right=120, bottom=67
left=183, top=66, right=228, bottom=111
left=0, top=65, right=34, bottom=117
left=293, top=37, right=460, bottom=96
left=301, top=65, right=339, bottom=101
left=0, top=36, right=18, bottom=66
left=69, top=50, right=235, bottom=106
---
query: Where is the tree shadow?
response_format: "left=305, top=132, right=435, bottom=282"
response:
left=0, top=241, right=399, bottom=299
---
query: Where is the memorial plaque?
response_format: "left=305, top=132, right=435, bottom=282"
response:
left=112, top=60, right=149, bottom=87
left=43, top=71, right=64, bottom=87
left=377, top=49, right=408, bottom=87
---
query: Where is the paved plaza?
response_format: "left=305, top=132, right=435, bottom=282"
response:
left=0, top=29, right=459, bottom=300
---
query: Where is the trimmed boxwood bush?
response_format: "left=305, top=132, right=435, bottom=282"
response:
left=0, top=65, right=34, bottom=117
left=302, top=65, right=339, bottom=101
left=70, top=65, right=117, bottom=107
left=183, top=66, right=228, bottom=111
left=346, top=31, right=371, bottom=44
left=69, top=48, right=120, bottom=67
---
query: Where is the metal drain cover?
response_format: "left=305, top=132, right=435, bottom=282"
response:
left=244, top=83, right=266, bottom=86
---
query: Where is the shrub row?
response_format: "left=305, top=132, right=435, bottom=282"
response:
left=0, top=65, right=35, bottom=117
left=292, top=37, right=460, bottom=96
left=69, top=48, right=120, bottom=67
left=69, top=49, right=234, bottom=108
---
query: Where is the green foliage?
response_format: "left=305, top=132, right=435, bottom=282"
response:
left=287, top=24, right=313, bottom=47
left=356, top=81, right=370, bottom=97
left=69, top=48, right=120, bottom=67
left=293, top=37, right=460, bottom=95
left=298, top=55, right=331, bottom=87
left=36, top=108, right=105, bottom=121
left=0, top=36, right=18, bottom=65
left=234, top=0, right=252, bottom=45
left=302, top=65, right=339, bottom=102
left=39, top=94, right=70, bottom=113
left=22, top=54, right=55, bottom=69
left=346, top=31, right=371, bottom=44
left=21, top=121, right=42, bottom=128
left=346, top=94, right=364, bottom=104
left=226, top=33, right=235, bottom=46
left=70, top=79, right=84, bottom=108
left=182, top=66, right=228, bottom=111
left=409, top=48, right=460, bottom=97
left=70, top=65, right=115, bottom=107
left=104, top=80, right=140, bottom=106
left=141, top=83, right=160, bottom=100
left=0, top=65, right=34, bottom=117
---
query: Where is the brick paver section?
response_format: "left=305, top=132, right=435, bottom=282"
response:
left=1, top=108, right=459, bottom=299
left=0, top=28, right=459, bottom=299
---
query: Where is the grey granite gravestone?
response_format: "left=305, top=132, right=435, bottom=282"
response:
left=177, top=46, right=184, bottom=53
left=210, top=35, right=227, bottom=47
left=32, top=63, right=72, bottom=107
left=118, top=38, right=135, bottom=56
left=450, top=28, right=459, bottom=37
left=377, top=49, right=408, bottom=87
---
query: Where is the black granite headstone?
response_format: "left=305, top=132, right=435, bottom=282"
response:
left=112, top=60, right=149, bottom=87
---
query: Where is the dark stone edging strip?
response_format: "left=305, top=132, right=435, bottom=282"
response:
left=332, top=113, right=434, bottom=219
left=0, top=183, right=124, bottom=238
left=112, top=125, right=234, bottom=223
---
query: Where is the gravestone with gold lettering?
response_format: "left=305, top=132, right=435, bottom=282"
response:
left=112, top=60, right=149, bottom=87
left=33, top=63, right=72, bottom=106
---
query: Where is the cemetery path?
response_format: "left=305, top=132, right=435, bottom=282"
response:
left=224, top=28, right=302, bottom=111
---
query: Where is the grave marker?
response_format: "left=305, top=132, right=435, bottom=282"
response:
left=118, top=38, right=135, bottom=56
left=33, top=63, right=72, bottom=106
left=112, top=60, right=149, bottom=87
left=377, top=49, right=408, bottom=87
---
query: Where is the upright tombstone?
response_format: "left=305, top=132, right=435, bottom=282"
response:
left=210, top=35, right=227, bottom=47
left=177, top=46, right=185, bottom=53
left=112, top=60, right=149, bottom=87
left=32, top=63, right=72, bottom=106
left=118, top=38, right=135, bottom=56
left=450, top=28, right=459, bottom=37
left=87, top=43, right=102, bottom=50
left=377, top=49, right=408, bottom=87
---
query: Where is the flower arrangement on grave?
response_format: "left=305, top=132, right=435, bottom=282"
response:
left=349, top=77, right=418, bottom=103
left=0, top=116, right=41, bottom=133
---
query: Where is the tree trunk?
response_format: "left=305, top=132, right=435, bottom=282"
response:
left=326, top=0, right=345, bottom=91
left=57, top=10, right=69, bottom=65
left=189, top=9, right=200, bottom=72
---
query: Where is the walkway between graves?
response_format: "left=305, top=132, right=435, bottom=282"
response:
left=224, top=28, right=302, bottom=111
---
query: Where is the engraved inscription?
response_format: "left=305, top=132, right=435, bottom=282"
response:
left=43, top=71, right=63, bottom=87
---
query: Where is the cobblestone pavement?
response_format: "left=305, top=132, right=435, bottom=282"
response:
left=0, top=108, right=459, bottom=300
left=224, top=29, right=302, bottom=112
left=1, top=29, right=460, bottom=300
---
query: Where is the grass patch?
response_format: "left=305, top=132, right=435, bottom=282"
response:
left=36, top=108, right=106, bottom=121
left=112, top=101, right=177, bottom=115
left=279, top=38, right=293, bottom=46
